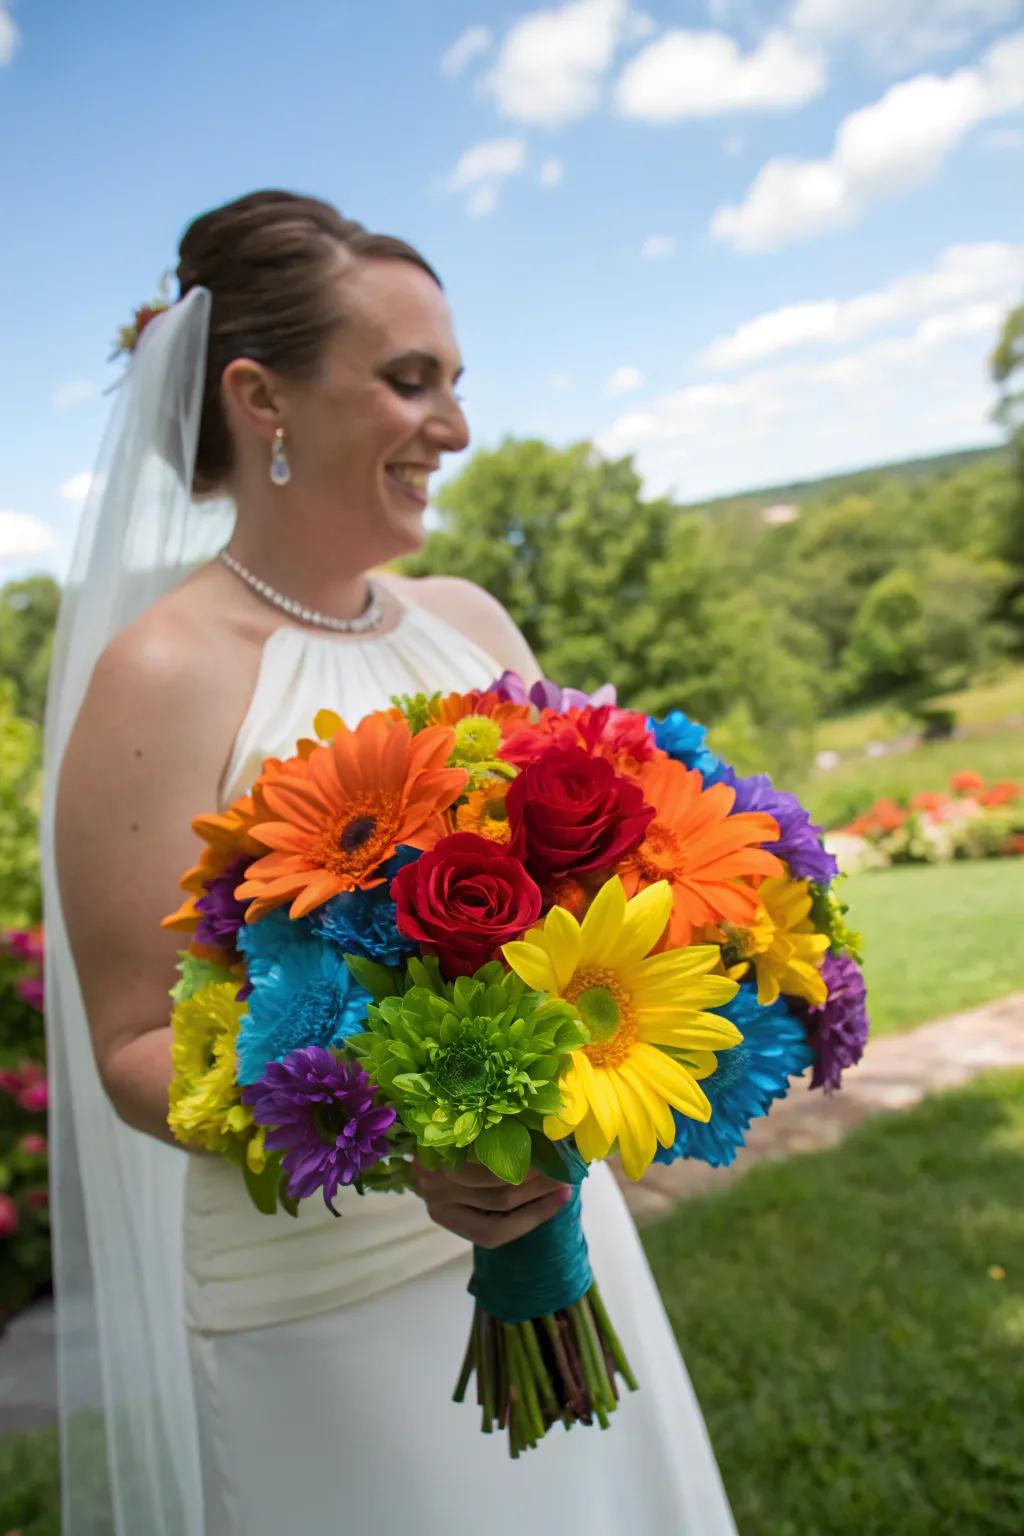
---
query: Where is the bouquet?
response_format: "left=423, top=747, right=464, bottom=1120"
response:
left=162, top=672, right=869, bottom=1456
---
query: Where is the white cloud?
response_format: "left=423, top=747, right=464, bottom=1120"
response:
left=479, top=0, right=647, bottom=128
left=615, top=28, right=825, bottom=121
left=712, top=30, right=1024, bottom=251
left=0, top=512, right=57, bottom=561
left=52, top=379, right=98, bottom=411
left=702, top=241, right=1024, bottom=368
left=596, top=302, right=1006, bottom=500
left=640, top=234, right=677, bottom=259
left=441, top=25, right=493, bottom=76
left=60, top=471, right=96, bottom=503
left=790, top=0, right=1021, bottom=69
left=539, top=157, right=565, bottom=186
left=0, top=3, right=18, bottom=65
left=606, top=364, right=644, bottom=396
left=446, top=138, right=526, bottom=216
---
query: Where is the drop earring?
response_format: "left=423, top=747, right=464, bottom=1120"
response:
left=269, top=427, right=291, bottom=487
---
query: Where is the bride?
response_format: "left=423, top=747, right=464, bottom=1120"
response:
left=43, top=189, right=739, bottom=1534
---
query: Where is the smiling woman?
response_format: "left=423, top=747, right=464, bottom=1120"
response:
left=43, top=189, right=740, bottom=1536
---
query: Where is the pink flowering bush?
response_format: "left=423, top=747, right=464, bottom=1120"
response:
left=0, top=925, right=50, bottom=1329
left=825, top=774, right=1024, bottom=874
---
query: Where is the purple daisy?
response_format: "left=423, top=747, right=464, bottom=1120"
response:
left=195, top=853, right=252, bottom=951
left=800, top=952, right=870, bottom=1093
left=718, top=766, right=838, bottom=885
left=242, top=1047, right=396, bottom=1213
left=489, top=668, right=617, bottom=714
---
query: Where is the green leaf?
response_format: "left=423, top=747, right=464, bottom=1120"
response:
left=243, top=1156, right=281, bottom=1216
left=343, top=954, right=399, bottom=1000
left=277, top=1169, right=299, bottom=1218
left=529, top=1130, right=574, bottom=1184
left=475, top=1118, right=531, bottom=1185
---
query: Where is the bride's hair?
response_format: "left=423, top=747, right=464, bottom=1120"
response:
left=176, top=189, right=441, bottom=494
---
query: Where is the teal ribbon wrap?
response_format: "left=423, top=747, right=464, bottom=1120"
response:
left=468, top=1145, right=592, bottom=1324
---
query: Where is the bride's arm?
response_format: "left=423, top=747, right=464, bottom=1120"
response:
left=55, top=615, right=236, bottom=1146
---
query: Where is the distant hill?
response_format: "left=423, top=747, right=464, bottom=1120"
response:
left=681, top=443, right=1010, bottom=519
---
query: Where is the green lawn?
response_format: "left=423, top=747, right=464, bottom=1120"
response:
left=0, top=1422, right=58, bottom=1534
left=812, top=667, right=1024, bottom=760
left=644, top=1069, right=1024, bottom=1536
left=800, top=728, right=1024, bottom=830
left=843, top=859, right=1024, bottom=1036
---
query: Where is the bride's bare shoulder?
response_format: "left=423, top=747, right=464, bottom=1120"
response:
left=383, top=571, right=539, bottom=680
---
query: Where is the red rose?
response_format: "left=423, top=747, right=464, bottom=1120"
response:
left=505, top=744, right=655, bottom=883
left=0, top=1193, right=18, bottom=1239
left=391, top=833, right=543, bottom=980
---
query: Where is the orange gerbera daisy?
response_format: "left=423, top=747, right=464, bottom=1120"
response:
left=455, top=777, right=512, bottom=842
left=234, top=714, right=468, bottom=921
left=616, top=757, right=784, bottom=947
left=161, top=752, right=317, bottom=934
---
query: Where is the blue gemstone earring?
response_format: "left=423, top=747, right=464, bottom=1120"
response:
left=269, top=428, right=291, bottom=487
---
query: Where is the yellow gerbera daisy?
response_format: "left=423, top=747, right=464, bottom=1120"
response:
left=168, top=981, right=248, bottom=1154
left=724, top=876, right=830, bottom=1008
left=502, top=877, right=741, bottom=1179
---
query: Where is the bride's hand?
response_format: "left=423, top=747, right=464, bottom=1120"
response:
left=411, top=1160, right=573, bottom=1249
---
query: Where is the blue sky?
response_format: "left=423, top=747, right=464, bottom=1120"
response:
left=1, top=0, right=1022, bottom=582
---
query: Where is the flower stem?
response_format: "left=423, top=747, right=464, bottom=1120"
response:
left=588, top=1281, right=638, bottom=1392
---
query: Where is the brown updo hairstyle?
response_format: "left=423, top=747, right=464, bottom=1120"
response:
left=176, top=190, right=442, bottom=495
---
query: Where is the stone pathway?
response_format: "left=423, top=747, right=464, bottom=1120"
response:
left=3, top=992, right=1022, bottom=1433
left=619, top=990, right=1024, bottom=1224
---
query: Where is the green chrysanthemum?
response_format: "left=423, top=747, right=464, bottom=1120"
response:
left=348, top=959, right=588, bottom=1181
left=449, top=715, right=516, bottom=789
left=170, top=952, right=239, bottom=1005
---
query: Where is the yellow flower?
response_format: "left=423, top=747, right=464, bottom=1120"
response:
left=502, top=877, right=741, bottom=1179
left=168, top=981, right=247, bottom=1153
left=725, top=876, right=830, bottom=1008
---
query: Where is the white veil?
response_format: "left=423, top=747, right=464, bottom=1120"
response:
left=40, top=287, right=235, bottom=1533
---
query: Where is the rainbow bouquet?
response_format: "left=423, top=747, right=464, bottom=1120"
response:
left=163, top=672, right=869, bottom=1456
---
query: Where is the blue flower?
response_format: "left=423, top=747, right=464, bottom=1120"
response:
left=236, top=911, right=371, bottom=1085
left=308, top=847, right=420, bottom=968
left=654, top=984, right=814, bottom=1168
left=647, top=709, right=725, bottom=783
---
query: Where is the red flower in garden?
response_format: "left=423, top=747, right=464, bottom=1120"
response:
left=504, top=744, right=655, bottom=883
left=980, top=780, right=1021, bottom=807
left=391, top=832, right=544, bottom=979
left=951, top=771, right=985, bottom=794
left=909, top=791, right=949, bottom=814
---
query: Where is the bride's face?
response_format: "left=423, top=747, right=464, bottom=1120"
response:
left=282, top=257, right=469, bottom=559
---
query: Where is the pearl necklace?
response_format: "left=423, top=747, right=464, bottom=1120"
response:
left=218, top=549, right=386, bottom=634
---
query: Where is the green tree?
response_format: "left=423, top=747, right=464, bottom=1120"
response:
left=0, top=679, right=42, bottom=928
left=0, top=576, right=60, bottom=725
left=991, top=301, right=1024, bottom=639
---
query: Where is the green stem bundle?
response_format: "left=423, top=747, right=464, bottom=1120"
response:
left=453, top=1287, right=637, bottom=1457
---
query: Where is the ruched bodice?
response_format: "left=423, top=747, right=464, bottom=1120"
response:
left=184, top=593, right=503, bottom=1333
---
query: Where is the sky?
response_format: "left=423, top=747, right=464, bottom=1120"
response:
left=1, top=0, right=1022, bottom=583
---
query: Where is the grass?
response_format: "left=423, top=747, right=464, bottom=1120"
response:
left=643, top=1069, right=1024, bottom=1536
left=812, top=667, right=1024, bottom=761
left=799, top=728, right=1024, bottom=830
left=843, top=859, right=1024, bottom=1036
left=0, top=1422, right=58, bottom=1534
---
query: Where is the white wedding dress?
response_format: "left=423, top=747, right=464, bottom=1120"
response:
left=183, top=594, right=739, bottom=1535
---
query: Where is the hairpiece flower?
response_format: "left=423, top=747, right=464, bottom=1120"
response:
left=109, top=272, right=175, bottom=360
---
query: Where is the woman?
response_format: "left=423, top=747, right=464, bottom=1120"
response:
left=45, top=190, right=738, bottom=1534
